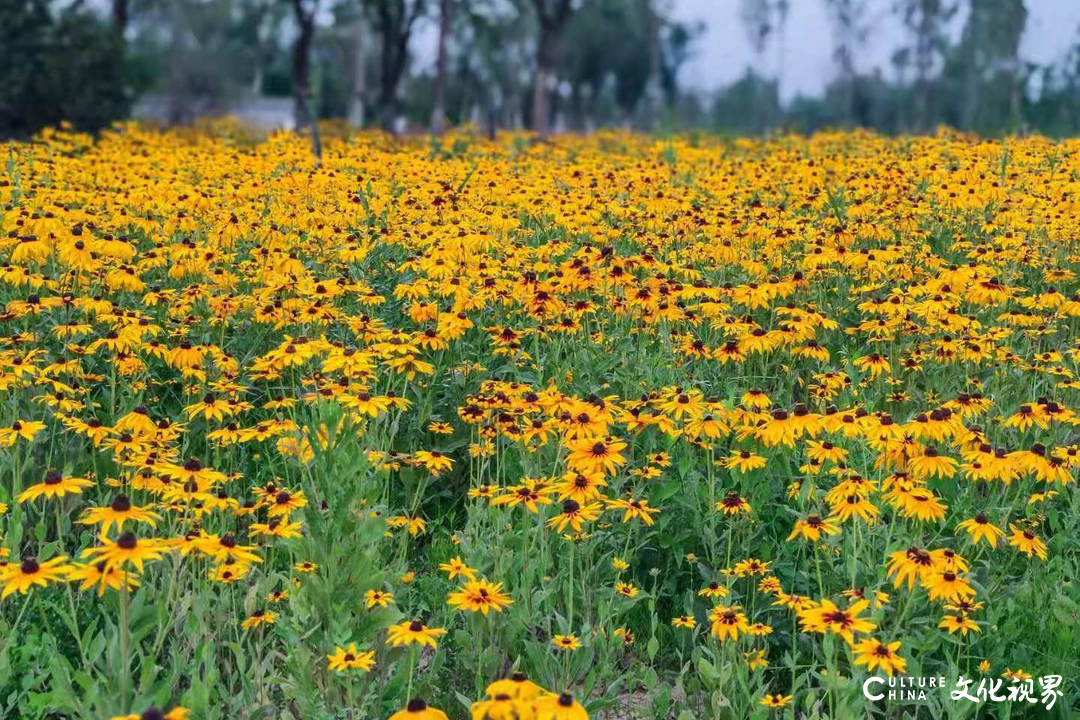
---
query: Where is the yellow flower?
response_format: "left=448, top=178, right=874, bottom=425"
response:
left=956, top=514, right=1006, bottom=547
left=606, top=497, right=661, bottom=525
left=485, top=673, right=545, bottom=701
left=547, top=499, right=602, bottom=533
left=67, top=561, right=140, bottom=596
left=447, top=578, right=514, bottom=615
left=387, top=620, right=446, bottom=648
left=551, top=634, right=581, bottom=651
left=565, top=436, right=628, bottom=476
left=798, top=599, right=876, bottom=644
left=759, top=693, right=792, bottom=708
left=365, top=589, right=394, bottom=608
left=388, top=699, right=449, bottom=720
left=0, top=555, right=71, bottom=598
left=79, top=495, right=161, bottom=538
left=81, top=532, right=167, bottom=573
left=709, top=604, right=749, bottom=641
left=0, top=420, right=46, bottom=447
left=1007, top=524, right=1047, bottom=559
left=438, top=556, right=477, bottom=581
left=534, top=692, right=588, bottom=719
left=110, top=707, right=190, bottom=720
left=939, top=614, right=980, bottom=635
left=17, top=471, right=94, bottom=502
left=326, top=643, right=376, bottom=672
left=787, top=514, right=842, bottom=542
left=241, top=610, right=277, bottom=629
left=852, top=638, right=907, bottom=677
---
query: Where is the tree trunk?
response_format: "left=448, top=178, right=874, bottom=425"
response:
left=1009, top=59, right=1023, bottom=131
left=290, top=0, right=317, bottom=132
left=960, top=28, right=978, bottom=130
left=531, top=24, right=558, bottom=138
left=912, top=5, right=932, bottom=132
left=378, top=42, right=398, bottom=131
left=112, top=0, right=129, bottom=35
left=348, top=19, right=367, bottom=127
left=378, top=26, right=411, bottom=132
left=839, top=47, right=854, bottom=127
left=251, top=3, right=269, bottom=96
left=430, top=0, right=452, bottom=134
left=292, top=19, right=315, bottom=131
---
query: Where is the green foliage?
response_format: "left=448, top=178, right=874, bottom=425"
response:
left=0, top=0, right=131, bottom=138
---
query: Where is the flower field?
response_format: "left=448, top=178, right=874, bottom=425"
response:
left=2, top=124, right=1080, bottom=719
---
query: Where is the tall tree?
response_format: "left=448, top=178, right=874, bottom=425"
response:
left=347, top=15, right=368, bottom=126
left=363, top=0, right=427, bottom=131
left=1, top=0, right=131, bottom=137
left=954, top=0, right=1027, bottom=130
left=774, top=0, right=790, bottom=100
left=821, top=0, right=871, bottom=126
left=289, top=0, right=321, bottom=159
left=112, top=0, right=131, bottom=34
left=739, top=0, right=776, bottom=131
left=898, top=0, right=956, bottom=131
left=243, top=0, right=284, bottom=95
left=527, top=0, right=576, bottom=137
left=460, top=0, right=533, bottom=134
left=430, top=0, right=453, bottom=133
left=289, top=0, right=318, bottom=129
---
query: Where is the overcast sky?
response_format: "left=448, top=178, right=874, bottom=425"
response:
left=671, top=0, right=1080, bottom=102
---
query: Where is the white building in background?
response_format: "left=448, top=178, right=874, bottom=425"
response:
left=133, top=95, right=295, bottom=130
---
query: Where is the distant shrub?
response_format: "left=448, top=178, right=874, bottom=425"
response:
left=0, top=0, right=131, bottom=138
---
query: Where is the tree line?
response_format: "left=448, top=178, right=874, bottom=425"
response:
left=2, top=0, right=1079, bottom=139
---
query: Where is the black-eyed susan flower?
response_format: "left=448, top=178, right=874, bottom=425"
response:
left=241, top=609, right=277, bottom=629
left=438, top=556, right=477, bottom=581
left=759, top=693, right=792, bottom=708
left=365, top=589, right=394, bottom=608
left=956, top=514, right=1006, bottom=547
left=326, top=643, right=375, bottom=672
left=1007, top=523, right=1047, bottom=559
left=110, top=706, right=190, bottom=720
left=81, top=532, right=167, bottom=572
left=387, top=620, right=446, bottom=648
left=698, top=581, right=729, bottom=599
left=709, top=604, right=749, bottom=641
left=0, top=420, right=46, bottom=447
left=787, top=514, right=841, bottom=542
left=939, top=614, right=980, bottom=635
left=79, top=495, right=161, bottom=538
left=921, top=569, right=976, bottom=603
left=606, top=497, right=660, bottom=525
left=715, top=490, right=752, bottom=515
left=852, top=638, right=907, bottom=676
left=446, top=578, right=513, bottom=615
left=798, top=599, right=876, bottom=644
left=722, top=450, right=767, bottom=473
left=551, top=634, right=580, bottom=651
left=565, top=436, right=627, bottom=476
left=534, top=692, right=588, bottom=720
left=0, top=555, right=71, bottom=598
left=469, top=694, right=531, bottom=720
left=17, top=470, right=94, bottom=502
left=547, top=499, right=601, bottom=533
left=388, top=699, right=449, bottom=720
